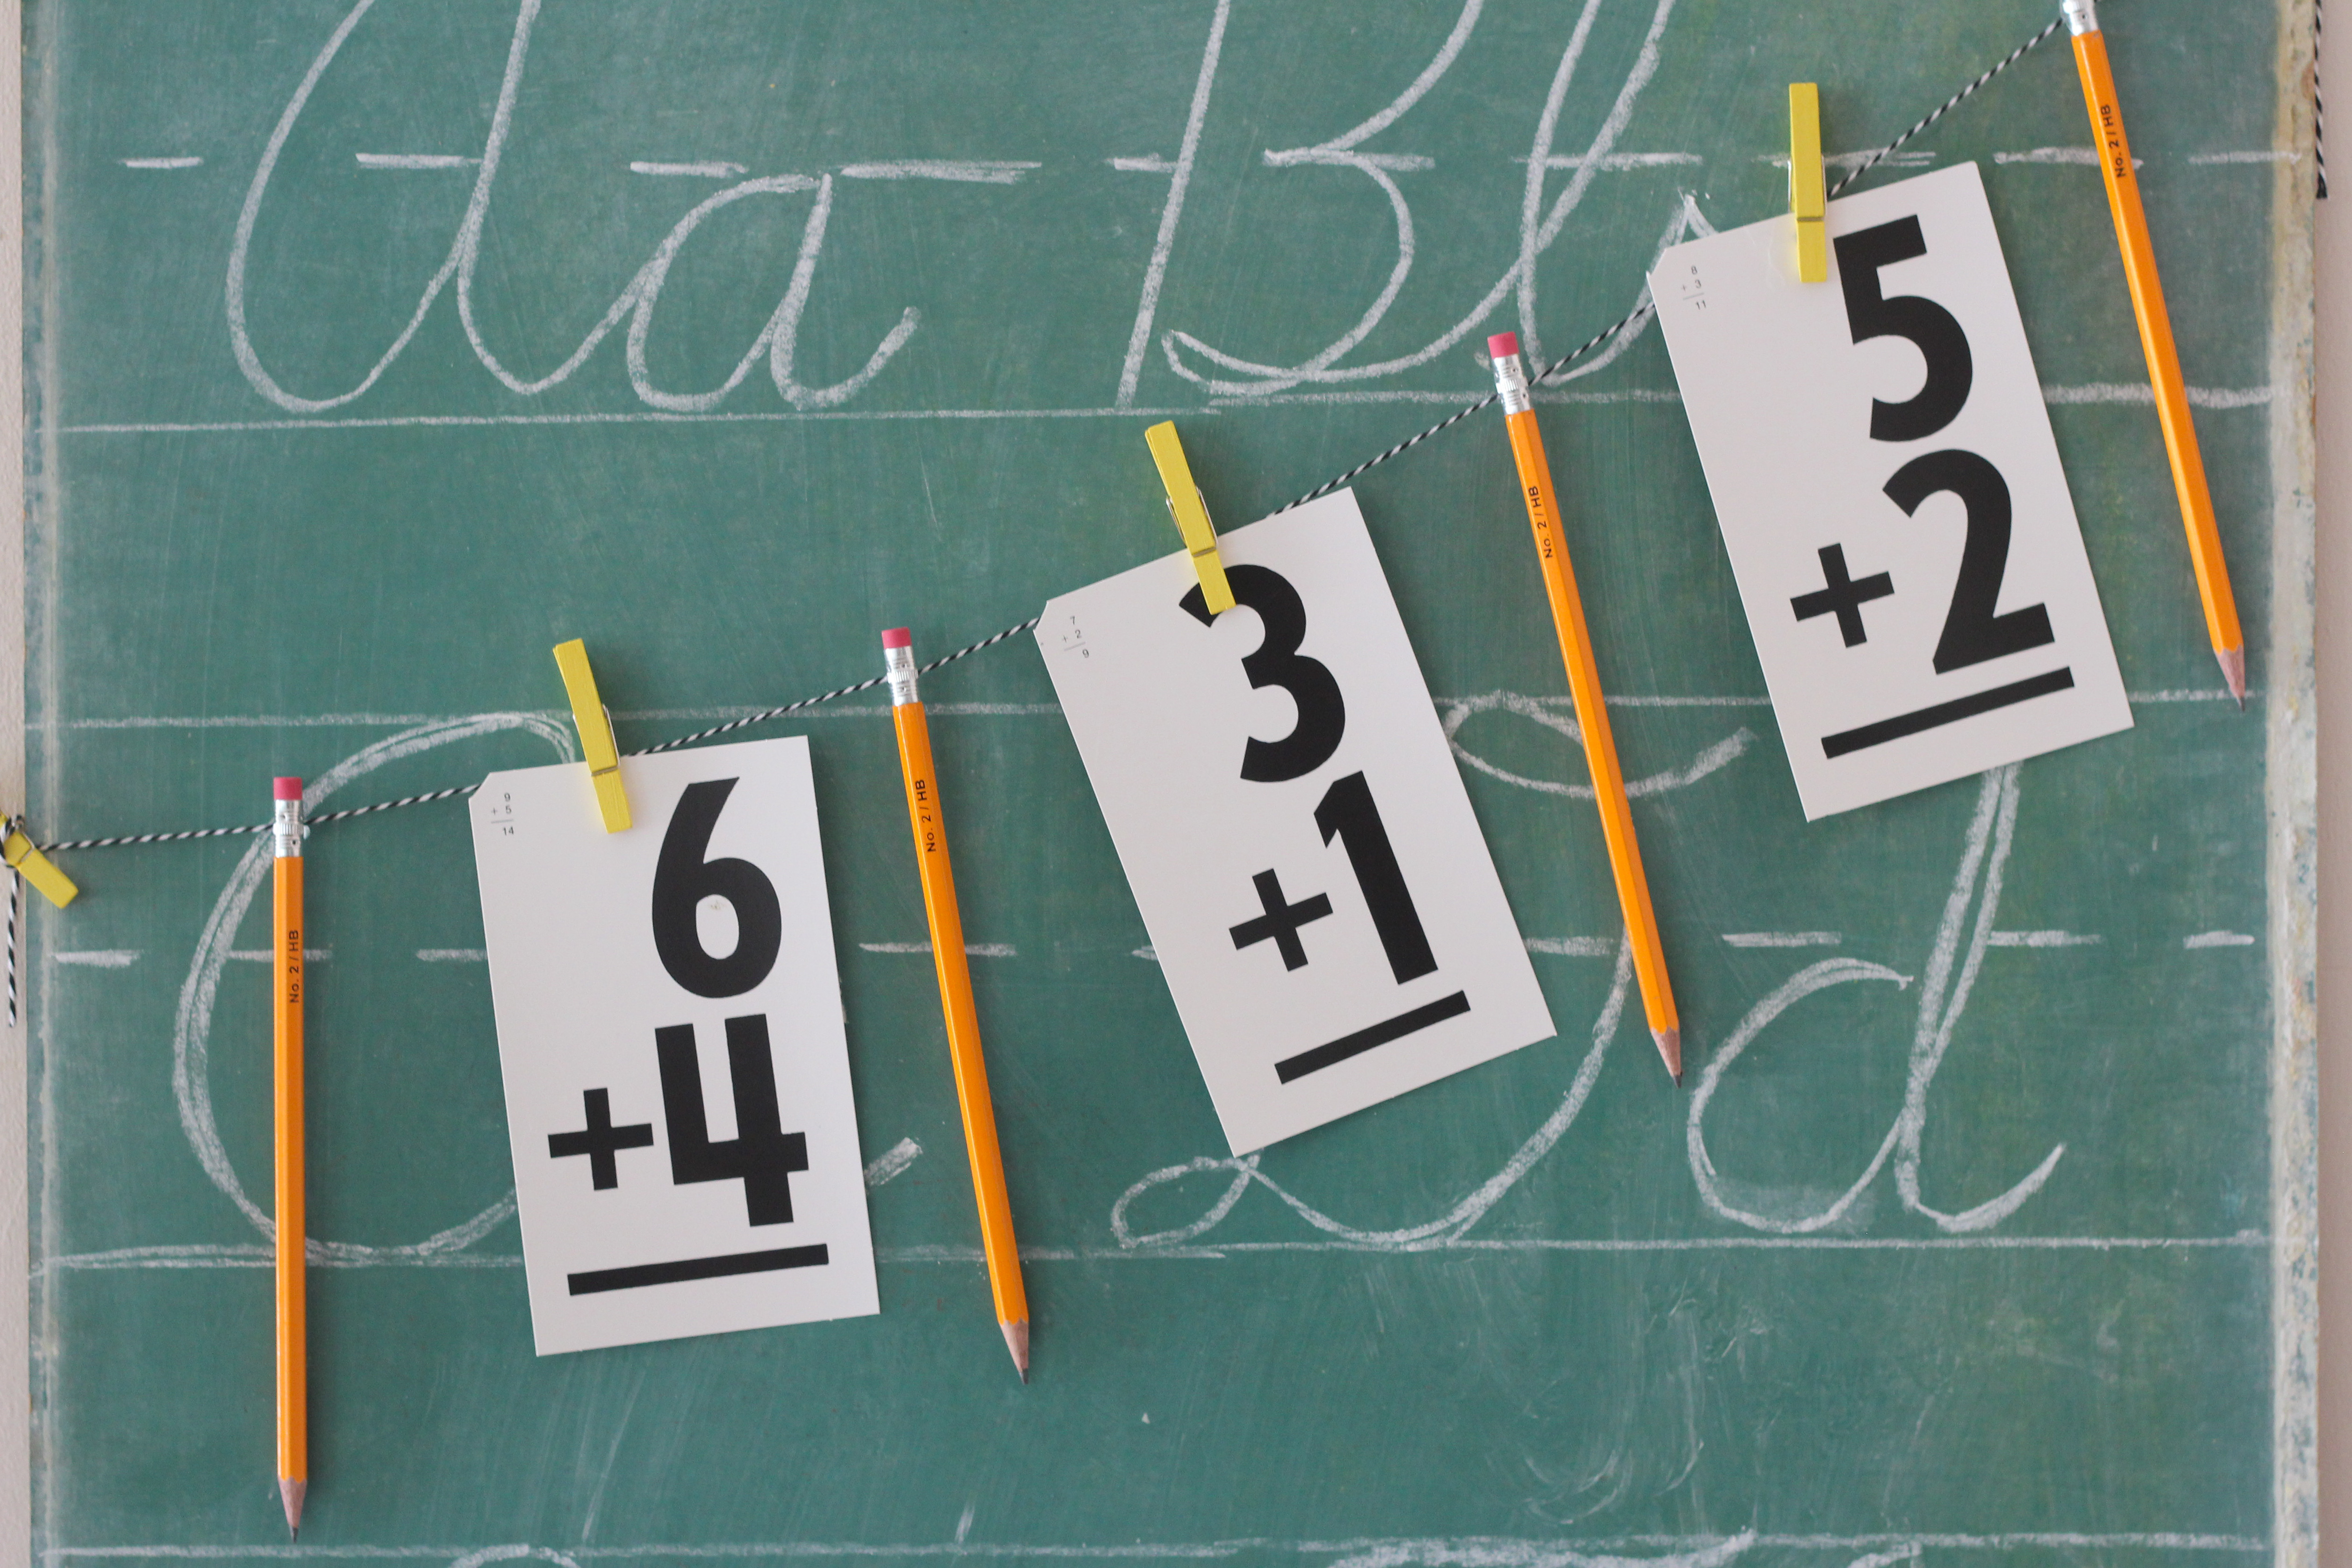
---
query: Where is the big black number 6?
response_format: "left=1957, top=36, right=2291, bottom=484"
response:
left=652, top=778, right=784, bottom=998
left=1835, top=215, right=1972, bottom=443
left=1180, top=564, right=1345, bottom=783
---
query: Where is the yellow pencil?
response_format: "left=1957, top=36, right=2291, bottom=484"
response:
left=1487, top=334, right=1681, bottom=1083
left=2063, top=0, right=2245, bottom=704
left=271, top=777, right=307, bottom=1535
left=882, top=628, right=1030, bottom=1380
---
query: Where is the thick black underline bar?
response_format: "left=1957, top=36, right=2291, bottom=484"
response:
left=567, top=1243, right=830, bottom=1296
left=1275, top=991, right=1471, bottom=1084
left=1821, top=667, right=2075, bottom=759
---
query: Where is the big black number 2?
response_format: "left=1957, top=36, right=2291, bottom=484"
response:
left=1883, top=451, right=2054, bottom=673
left=1835, top=215, right=2052, bottom=675
left=652, top=778, right=784, bottom=998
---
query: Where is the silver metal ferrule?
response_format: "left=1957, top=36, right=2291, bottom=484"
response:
left=884, top=644, right=920, bottom=708
left=1491, top=350, right=1533, bottom=416
left=2061, top=0, right=2098, bottom=36
left=272, top=797, right=303, bottom=859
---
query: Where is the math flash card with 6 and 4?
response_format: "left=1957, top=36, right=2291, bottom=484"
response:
left=471, top=735, right=878, bottom=1354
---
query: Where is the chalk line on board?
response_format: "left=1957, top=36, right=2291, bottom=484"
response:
left=1690, top=766, right=2068, bottom=1236
left=630, top=160, right=747, bottom=177
left=37, top=1229, right=2268, bottom=1275
left=859, top=942, right=1017, bottom=958
left=38, top=689, right=2255, bottom=727
left=1160, top=0, right=1680, bottom=393
left=355, top=153, right=477, bottom=168
left=1180, top=0, right=1483, bottom=396
left=1111, top=0, right=1232, bottom=406
left=864, top=1138, right=923, bottom=1187
left=54, top=387, right=2281, bottom=432
left=31, top=1526, right=2272, bottom=1560
left=1439, top=691, right=1754, bottom=800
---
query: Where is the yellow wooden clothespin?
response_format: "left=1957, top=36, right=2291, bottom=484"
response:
left=1144, top=422, right=1235, bottom=615
left=552, top=639, right=632, bottom=832
left=2, top=819, right=77, bottom=908
left=1789, top=82, right=1827, bottom=283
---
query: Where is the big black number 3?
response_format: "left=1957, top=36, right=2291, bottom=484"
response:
left=1180, top=564, right=1345, bottom=782
left=652, top=778, right=784, bottom=998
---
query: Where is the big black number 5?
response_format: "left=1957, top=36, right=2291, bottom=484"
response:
left=652, top=778, right=784, bottom=998
left=1835, top=215, right=2052, bottom=675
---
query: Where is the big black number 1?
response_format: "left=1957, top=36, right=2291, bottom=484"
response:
left=652, top=778, right=784, bottom=998
left=1315, top=773, right=1436, bottom=984
left=1836, top=215, right=2052, bottom=675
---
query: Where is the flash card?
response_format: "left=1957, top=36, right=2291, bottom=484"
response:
left=1039, top=490, right=1555, bottom=1154
left=470, top=735, right=878, bottom=1354
left=1652, top=163, right=2131, bottom=819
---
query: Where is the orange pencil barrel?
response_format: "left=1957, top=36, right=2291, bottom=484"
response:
left=1488, top=337, right=1680, bottom=1081
left=270, top=778, right=306, bottom=1536
left=2065, top=2, right=2245, bottom=697
left=883, top=630, right=1030, bottom=1379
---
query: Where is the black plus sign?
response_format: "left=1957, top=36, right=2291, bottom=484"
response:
left=1790, top=544, right=1896, bottom=646
left=548, top=1088, right=655, bottom=1190
left=1230, top=869, right=1334, bottom=971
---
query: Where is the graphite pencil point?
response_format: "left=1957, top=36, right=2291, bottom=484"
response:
left=279, top=1479, right=305, bottom=1537
left=2216, top=645, right=2246, bottom=709
left=1652, top=1026, right=1682, bottom=1083
left=1003, top=1319, right=1030, bottom=1384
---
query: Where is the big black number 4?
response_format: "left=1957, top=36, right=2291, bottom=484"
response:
left=652, top=778, right=784, bottom=998
left=1834, top=216, right=2053, bottom=676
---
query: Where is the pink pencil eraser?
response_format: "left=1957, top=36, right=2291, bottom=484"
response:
left=881, top=627, right=913, bottom=649
left=273, top=777, right=303, bottom=800
left=1487, top=331, right=1520, bottom=358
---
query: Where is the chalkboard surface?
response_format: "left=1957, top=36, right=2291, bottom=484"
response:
left=24, top=0, right=2319, bottom=1563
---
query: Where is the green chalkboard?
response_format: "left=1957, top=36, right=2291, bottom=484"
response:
left=24, top=0, right=2319, bottom=1562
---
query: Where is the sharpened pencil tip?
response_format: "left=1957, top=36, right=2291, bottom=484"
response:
left=1651, top=1026, right=1681, bottom=1083
left=1003, top=1319, right=1030, bottom=1383
left=2216, top=644, right=2246, bottom=708
left=279, top=1479, right=305, bottom=1536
